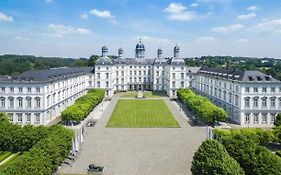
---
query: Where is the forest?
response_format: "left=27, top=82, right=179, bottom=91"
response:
left=0, top=54, right=280, bottom=81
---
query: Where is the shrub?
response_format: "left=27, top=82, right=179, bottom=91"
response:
left=191, top=140, right=245, bottom=175
left=177, top=89, right=227, bottom=123
left=61, top=88, right=104, bottom=122
left=222, top=134, right=281, bottom=175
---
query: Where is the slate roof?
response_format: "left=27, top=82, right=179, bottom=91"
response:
left=198, top=66, right=279, bottom=82
left=0, top=67, right=94, bottom=83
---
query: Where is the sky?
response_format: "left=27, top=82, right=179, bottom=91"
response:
left=0, top=0, right=281, bottom=58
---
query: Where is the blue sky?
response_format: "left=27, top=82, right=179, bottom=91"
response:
left=0, top=0, right=281, bottom=58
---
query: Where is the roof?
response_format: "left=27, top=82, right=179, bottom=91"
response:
left=198, top=66, right=279, bottom=82
left=95, top=57, right=113, bottom=65
left=113, top=58, right=154, bottom=65
left=0, top=67, right=94, bottom=83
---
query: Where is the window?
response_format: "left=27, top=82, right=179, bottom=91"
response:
left=0, top=98, right=5, bottom=108
left=262, top=98, right=267, bottom=108
left=26, top=113, right=31, bottom=123
left=235, top=95, right=239, bottom=106
left=245, top=87, right=250, bottom=92
left=27, top=98, right=32, bottom=108
left=139, top=71, right=141, bottom=76
left=279, top=98, right=281, bottom=108
left=181, top=73, right=184, bottom=79
left=245, top=114, right=250, bottom=124
left=9, top=98, right=14, bottom=108
left=36, top=98, right=40, bottom=108
left=28, top=87, right=31, bottom=93
left=121, top=71, right=124, bottom=76
left=97, top=81, right=100, bottom=88
left=106, top=73, right=109, bottom=79
left=262, top=87, right=267, bottom=93
left=106, top=81, right=109, bottom=88
left=172, top=81, right=175, bottom=88
left=181, top=81, right=184, bottom=88
left=19, top=87, right=23, bottom=93
left=253, top=98, right=258, bottom=108
left=18, top=98, right=23, bottom=108
left=270, top=114, right=276, bottom=123
left=36, top=87, right=40, bottom=93
left=253, top=114, right=259, bottom=123
left=235, top=86, right=239, bottom=92
left=245, top=98, right=250, bottom=108
left=229, top=93, right=232, bottom=103
left=223, top=91, right=226, bottom=101
left=35, top=113, right=40, bottom=123
left=97, top=73, right=100, bottom=79
left=172, top=73, right=175, bottom=79
left=262, top=114, right=267, bottom=124
left=271, top=87, right=275, bottom=93
left=156, top=71, right=159, bottom=76
left=254, top=87, right=258, bottom=93
left=270, top=98, right=276, bottom=108
left=17, top=113, right=23, bottom=122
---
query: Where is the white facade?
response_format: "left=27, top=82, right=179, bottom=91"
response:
left=193, top=67, right=281, bottom=127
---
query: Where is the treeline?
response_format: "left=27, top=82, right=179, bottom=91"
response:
left=61, top=89, right=104, bottom=122
left=185, top=56, right=281, bottom=81
left=177, top=89, right=227, bottom=123
left=0, top=113, right=73, bottom=175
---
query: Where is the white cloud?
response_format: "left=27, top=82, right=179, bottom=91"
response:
left=256, top=18, right=281, bottom=33
left=45, top=0, right=53, bottom=3
left=235, top=38, right=248, bottom=43
left=190, top=3, right=199, bottom=7
left=164, top=3, right=195, bottom=21
left=14, top=36, right=30, bottom=41
left=48, top=24, right=91, bottom=37
left=237, top=13, right=256, bottom=20
left=247, top=5, right=258, bottom=11
left=0, top=11, right=14, bottom=22
left=90, top=9, right=114, bottom=19
left=80, top=13, right=88, bottom=19
left=212, top=24, right=244, bottom=33
left=196, top=36, right=217, bottom=43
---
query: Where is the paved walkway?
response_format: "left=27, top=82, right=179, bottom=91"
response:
left=59, top=94, right=206, bottom=175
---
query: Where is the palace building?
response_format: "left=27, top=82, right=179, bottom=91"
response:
left=0, top=40, right=280, bottom=127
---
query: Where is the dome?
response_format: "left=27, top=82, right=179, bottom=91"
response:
left=102, top=46, right=108, bottom=52
left=95, top=57, right=112, bottom=65
left=136, top=39, right=145, bottom=49
left=118, top=47, right=123, bottom=54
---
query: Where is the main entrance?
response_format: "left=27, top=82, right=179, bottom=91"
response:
left=128, top=84, right=152, bottom=91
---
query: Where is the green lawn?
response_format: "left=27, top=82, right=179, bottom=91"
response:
left=121, top=91, right=163, bottom=98
left=107, top=99, right=179, bottom=128
left=121, top=91, right=137, bottom=97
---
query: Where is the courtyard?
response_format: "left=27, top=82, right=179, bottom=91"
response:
left=59, top=93, right=206, bottom=175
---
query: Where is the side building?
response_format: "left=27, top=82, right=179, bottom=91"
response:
left=0, top=67, right=95, bottom=125
left=193, top=66, right=281, bottom=127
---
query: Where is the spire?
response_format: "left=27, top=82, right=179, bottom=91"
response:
left=118, top=47, right=124, bottom=59
left=174, top=44, right=180, bottom=58
left=101, top=46, right=108, bottom=58
left=157, top=48, right=163, bottom=59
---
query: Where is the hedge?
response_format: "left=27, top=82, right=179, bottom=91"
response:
left=61, top=88, right=104, bottom=122
left=0, top=113, right=74, bottom=175
left=191, top=140, right=245, bottom=175
left=213, top=128, right=271, bottom=146
left=222, top=134, right=281, bottom=175
left=177, top=89, right=227, bottom=123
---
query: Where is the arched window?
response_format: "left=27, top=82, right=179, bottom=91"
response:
left=26, top=96, right=32, bottom=108
left=17, top=97, right=23, bottom=108
left=35, top=97, right=40, bottom=108
left=0, top=97, right=5, bottom=108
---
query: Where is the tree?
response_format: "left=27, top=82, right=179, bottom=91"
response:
left=274, top=113, right=281, bottom=127
left=88, top=55, right=100, bottom=66
left=191, top=140, right=245, bottom=175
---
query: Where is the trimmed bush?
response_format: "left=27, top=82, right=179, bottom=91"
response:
left=177, top=89, right=227, bottom=123
left=274, top=113, right=281, bottom=127
left=191, top=140, right=245, bottom=175
left=61, top=88, right=104, bottom=122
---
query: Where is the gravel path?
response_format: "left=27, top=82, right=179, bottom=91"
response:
left=59, top=94, right=206, bottom=175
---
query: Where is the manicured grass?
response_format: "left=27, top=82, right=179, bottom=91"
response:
left=121, top=91, right=162, bottom=98
left=0, top=152, right=20, bottom=171
left=107, top=99, right=179, bottom=128
left=0, top=151, right=12, bottom=163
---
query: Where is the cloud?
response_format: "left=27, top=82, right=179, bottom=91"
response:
left=196, top=36, right=217, bottom=43
left=237, top=13, right=256, bottom=20
left=0, top=11, right=14, bottom=22
left=247, top=5, right=258, bottom=11
left=212, top=24, right=244, bottom=33
left=45, top=0, right=53, bottom=3
left=133, top=36, right=169, bottom=43
left=190, top=3, right=199, bottom=7
left=235, top=38, right=248, bottom=42
left=14, top=36, right=30, bottom=41
left=164, top=2, right=195, bottom=21
left=90, top=9, right=115, bottom=19
left=48, top=24, right=91, bottom=37
left=256, top=18, right=281, bottom=34
left=80, top=13, right=88, bottom=19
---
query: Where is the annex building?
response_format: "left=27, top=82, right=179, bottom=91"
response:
left=0, top=40, right=280, bottom=127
